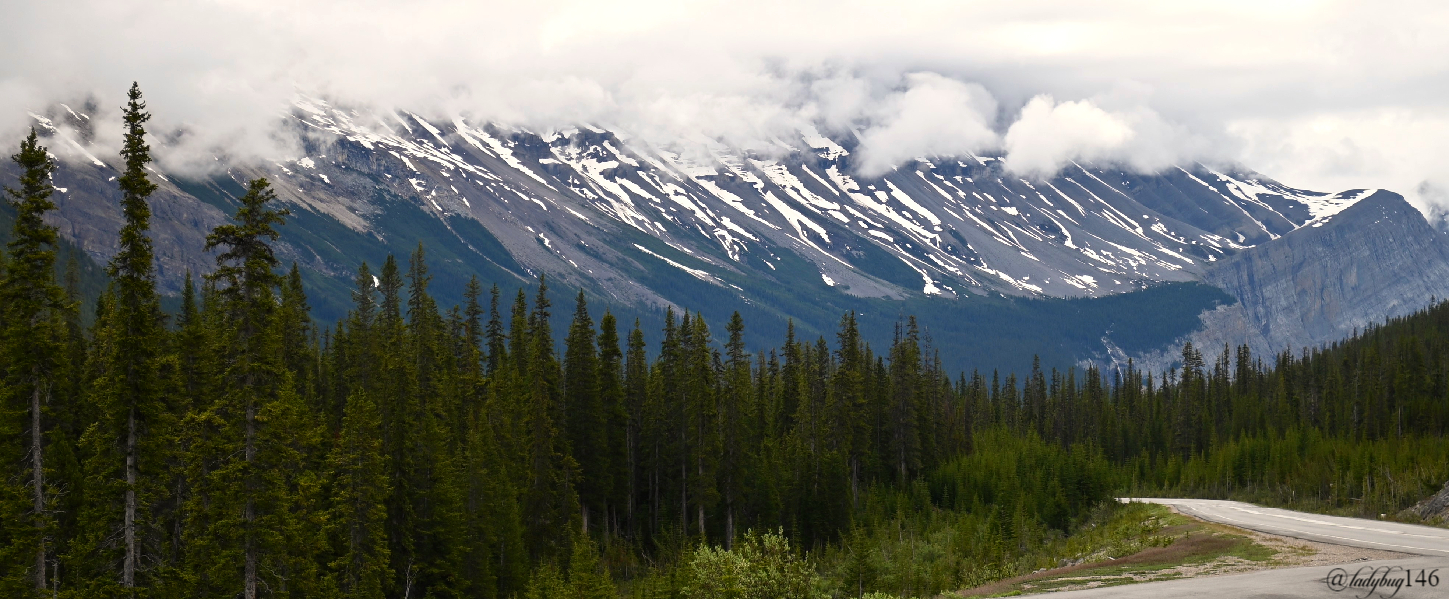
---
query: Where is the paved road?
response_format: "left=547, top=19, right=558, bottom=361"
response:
left=1125, top=498, right=1449, bottom=556
left=1034, top=498, right=1449, bottom=598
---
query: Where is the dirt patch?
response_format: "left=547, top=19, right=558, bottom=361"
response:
left=952, top=505, right=1409, bottom=597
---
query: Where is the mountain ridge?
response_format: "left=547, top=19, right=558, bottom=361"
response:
left=12, top=99, right=1444, bottom=373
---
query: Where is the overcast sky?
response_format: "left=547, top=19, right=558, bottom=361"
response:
left=3, top=0, right=1448, bottom=212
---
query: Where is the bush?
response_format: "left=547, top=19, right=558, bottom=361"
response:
left=682, top=529, right=820, bottom=599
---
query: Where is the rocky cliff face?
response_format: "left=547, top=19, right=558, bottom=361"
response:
left=1129, top=191, right=1449, bottom=371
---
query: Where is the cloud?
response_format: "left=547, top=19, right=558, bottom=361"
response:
left=2, top=0, right=1448, bottom=203
left=1225, top=108, right=1449, bottom=213
left=853, top=74, right=999, bottom=177
left=1003, top=95, right=1209, bottom=177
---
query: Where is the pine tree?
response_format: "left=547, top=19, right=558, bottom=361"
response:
left=184, top=177, right=322, bottom=598
left=563, top=290, right=605, bottom=535
left=521, top=277, right=579, bottom=561
left=485, top=284, right=505, bottom=375
left=461, top=276, right=485, bottom=393
left=565, top=536, right=616, bottom=599
left=73, top=82, right=172, bottom=596
left=719, top=312, right=750, bottom=548
left=595, top=311, right=627, bottom=541
left=279, top=264, right=315, bottom=407
left=832, top=312, right=868, bottom=510
left=681, top=313, right=719, bottom=540
left=457, top=380, right=526, bottom=598
left=0, top=128, right=65, bottom=595
left=622, top=321, right=647, bottom=539
left=327, top=371, right=391, bottom=599
left=396, top=244, right=466, bottom=599
left=888, top=318, right=922, bottom=483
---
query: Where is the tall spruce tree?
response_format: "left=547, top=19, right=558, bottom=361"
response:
left=595, top=311, right=627, bottom=541
left=522, top=277, right=578, bottom=561
left=719, top=312, right=750, bottom=548
left=622, top=321, right=647, bottom=539
left=563, top=290, right=605, bottom=534
left=327, top=266, right=392, bottom=599
left=184, top=177, right=321, bottom=598
left=681, top=313, right=718, bottom=540
left=1, top=129, right=65, bottom=595
left=74, top=82, right=171, bottom=596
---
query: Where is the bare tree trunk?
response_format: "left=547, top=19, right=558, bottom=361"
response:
left=851, top=458, right=859, bottom=511
left=680, top=421, right=687, bottom=535
left=696, top=455, right=705, bottom=539
left=626, top=426, right=636, bottom=538
left=244, top=395, right=257, bottom=599
left=403, top=558, right=416, bottom=599
left=680, top=460, right=687, bottom=535
left=31, top=379, right=46, bottom=592
left=124, top=406, right=137, bottom=589
left=725, top=502, right=733, bottom=551
left=724, top=467, right=733, bottom=550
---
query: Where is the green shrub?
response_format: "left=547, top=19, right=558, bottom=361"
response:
left=682, top=529, right=820, bottom=599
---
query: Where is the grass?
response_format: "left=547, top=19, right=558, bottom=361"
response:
left=952, top=504, right=1280, bottom=598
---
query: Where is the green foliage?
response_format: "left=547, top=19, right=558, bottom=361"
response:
left=70, top=82, right=174, bottom=597
left=682, top=530, right=819, bottom=599
left=0, top=128, right=65, bottom=596
left=1137, top=430, right=1449, bottom=519
left=569, top=536, right=618, bottom=599
left=931, top=429, right=1115, bottom=532
left=523, top=562, right=568, bottom=599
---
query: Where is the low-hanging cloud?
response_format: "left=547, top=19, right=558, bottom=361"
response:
left=853, top=74, right=999, bottom=177
left=1003, top=95, right=1209, bottom=177
left=2, top=0, right=1449, bottom=208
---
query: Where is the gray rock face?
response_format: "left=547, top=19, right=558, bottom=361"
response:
left=1129, top=191, right=1449, bottom=371
left=1406, top=480, right=1449, bottom=523
left=42, top=156, right=228, bottom=295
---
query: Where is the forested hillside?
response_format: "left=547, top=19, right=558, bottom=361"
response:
left=8, top=86, right=1449, bottom=599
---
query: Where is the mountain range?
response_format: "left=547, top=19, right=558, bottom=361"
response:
left=11, top=98, right=1448, bottom=374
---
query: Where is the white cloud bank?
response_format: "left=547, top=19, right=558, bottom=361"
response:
left=853, top=74, right=999, bottom=176
left=1004, top=96, right=1207, bottom=177
left=2, top=0, right=1448, bottom=210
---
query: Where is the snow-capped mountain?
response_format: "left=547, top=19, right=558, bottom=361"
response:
left=16, top=99, right=1449, bottom=371
left=263, top=97, right=1370, bottom=299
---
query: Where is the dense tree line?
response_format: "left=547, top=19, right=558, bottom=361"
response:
left=7, top=84, right=1449, bottom=599
left=0, top=84, right=1054, bottom=599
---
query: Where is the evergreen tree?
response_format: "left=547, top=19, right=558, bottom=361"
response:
left=622, top=321, right=648, bottom=539
left=888, top=318, right=922, bottom=483
left=522, top=277, right=578, bottom=561
left=485, top=284, right=505, bottom=375
left=73, top=82, right=172, bottom=596
left=719, top=312, right=750, bottom=548
left=595, top=311, right=628, bottom=541
left=185, top=177, right=321, bottom=598
left=326, top=356, right=390, bottom=599
left=0, top=128, right=64, bottom=595
left=682, top=313, right=719, bottom=540
left=564, top=290, right=606, bottom=534
left=565, top=536, right=616, bottom=599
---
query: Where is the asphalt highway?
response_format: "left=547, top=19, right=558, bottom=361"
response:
left=1124, top=498, right=1449, bottom=556
left=1032, top=498, right=1449, bottom=598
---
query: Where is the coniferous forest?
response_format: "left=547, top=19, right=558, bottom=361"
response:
left=9, top=85, right=1449, bottom=598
